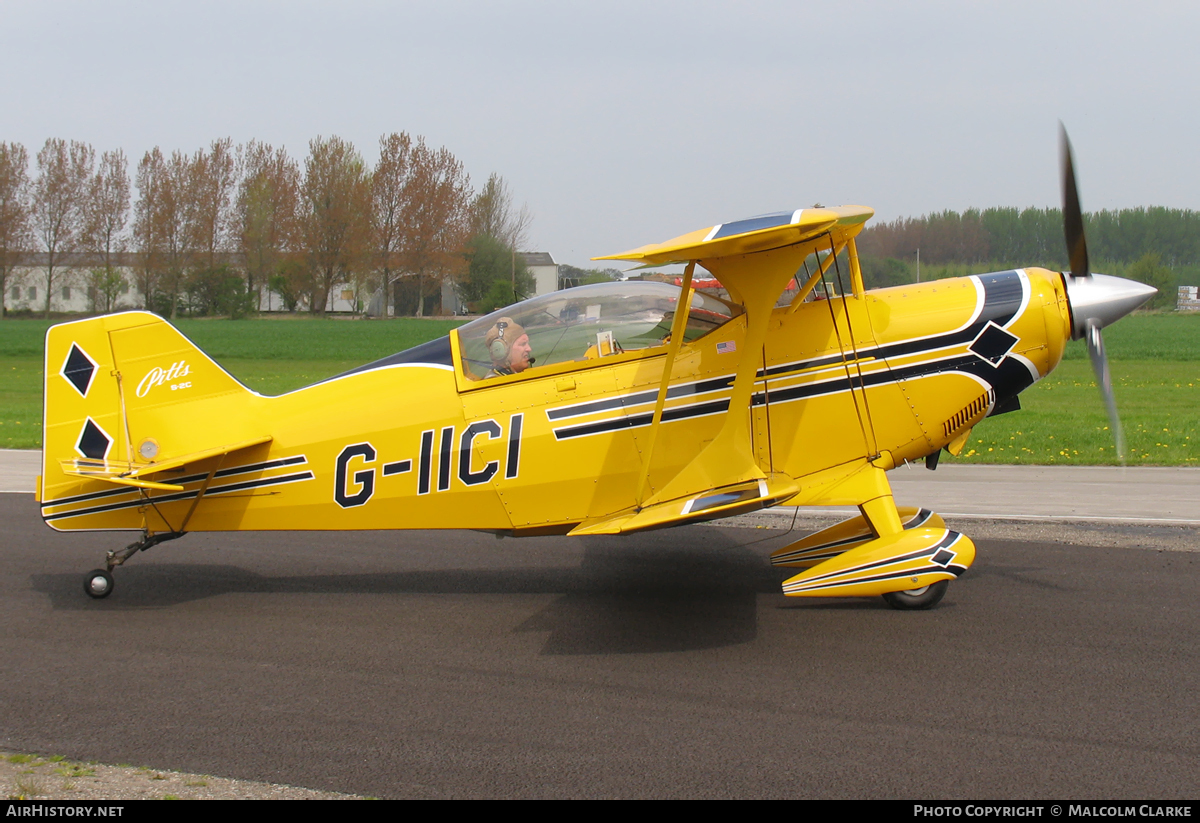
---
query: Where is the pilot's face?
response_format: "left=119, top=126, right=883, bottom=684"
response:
left=509, top=334, right=532, bottom=373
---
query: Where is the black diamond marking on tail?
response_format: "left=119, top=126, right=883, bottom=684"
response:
left=62, top=344, right=97, bottom=397
left=969, top=322, right=1019, bottom=364
left=76, top=418, right=112, bottom=460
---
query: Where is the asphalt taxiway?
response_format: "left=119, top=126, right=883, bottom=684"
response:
left=1, top=454, right=1196, bottom=798
left=6, top=449, right=1197, bottom=523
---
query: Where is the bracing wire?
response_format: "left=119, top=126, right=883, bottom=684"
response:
left=829, top=239, right=880, bottom=458
left=818, top=236, right=873, bottom=457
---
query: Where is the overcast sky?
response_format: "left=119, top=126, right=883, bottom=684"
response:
left=2, top=0, right=1196, bottom=268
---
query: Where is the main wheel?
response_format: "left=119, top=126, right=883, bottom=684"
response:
left=882, top=579, right=948, bottom=610
left=84, top=569, right=114, bottom=599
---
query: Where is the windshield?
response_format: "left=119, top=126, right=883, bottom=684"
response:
left=457, top=281, right=741, bottom=380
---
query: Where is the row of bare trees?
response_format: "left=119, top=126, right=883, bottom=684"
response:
left=0, top=135, right=530, bottom=318
left=0, top=140, right=132, bottom=317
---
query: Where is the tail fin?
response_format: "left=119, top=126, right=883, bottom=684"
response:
left=41, top=312, right=269, bottom=524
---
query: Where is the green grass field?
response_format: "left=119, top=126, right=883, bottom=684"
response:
left=0, top=316, right=464, bottom=449
left=1, top=313, right=1196, bottom=465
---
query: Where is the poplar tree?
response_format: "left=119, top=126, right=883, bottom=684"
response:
left=238, top=141, right=300, bottom=301
left=83, top=149, right=131, bottom=313
left=395, top=139, right=471, bottom=316
left=32, top=139, right=93, bottom=317
left=0, top=143, right=32, bottom=318
left=300, top=136, right=370, bottom=314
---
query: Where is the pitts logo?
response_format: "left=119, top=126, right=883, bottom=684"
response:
left=136, top=360, right=192, bottom=398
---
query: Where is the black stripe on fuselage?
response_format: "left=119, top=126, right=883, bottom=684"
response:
left=756, top=347, right=1035, bottom=409
left=553, top=398, right=732, bottom=440
left=546, top=375, right=735, bottom=421
left=758, top=270, right=1026, bottom=380
left=41, top=456, right=309, bottom=509
left=43, top=471, right=315, bottom=522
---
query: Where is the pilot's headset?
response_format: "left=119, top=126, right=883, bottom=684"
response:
left=486, top=317, right=525, bottom=363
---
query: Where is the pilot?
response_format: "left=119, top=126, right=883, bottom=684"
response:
left=484, top=317, right=534, bottom=378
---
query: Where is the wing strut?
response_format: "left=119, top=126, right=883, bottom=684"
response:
left=635, top=261, right=695, bottom=506
left=588, top=205, right=878, bottom=522
left=638, top=243, right=810, bottom=509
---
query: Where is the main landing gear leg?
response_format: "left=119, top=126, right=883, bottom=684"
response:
left=83, top=530, right=185, bottom=599
left=858, top=489, right=947, bottom=611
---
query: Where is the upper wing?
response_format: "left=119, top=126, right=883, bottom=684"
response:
left=593, top=205, right=873, bottom=268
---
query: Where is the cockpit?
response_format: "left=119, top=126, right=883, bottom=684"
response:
left=456, top=281, right=743, bottom=381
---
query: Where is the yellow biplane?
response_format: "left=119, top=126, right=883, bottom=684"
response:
left=39, top=132, right=1155, bottom=608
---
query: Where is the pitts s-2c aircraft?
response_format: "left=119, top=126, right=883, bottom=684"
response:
left=40, top=131, right=1155, bottom=608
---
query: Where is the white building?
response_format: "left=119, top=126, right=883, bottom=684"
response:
left=3, top=253, right=132, bottom=314
left=3, top=251, right=564, bottom=317
left=3, top=254, right=364, bottom=316
left=519, top=252, right=560, bottom=298
left=1179, top=285, right=1200, bottom=312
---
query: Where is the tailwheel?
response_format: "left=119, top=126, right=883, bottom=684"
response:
left=83, top=569, right=114, bottom=599
left=882, top=580, right=948, bottom=611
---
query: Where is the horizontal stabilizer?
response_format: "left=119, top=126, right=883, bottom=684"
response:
left=119, top=435, right=272, bottom=478
left=57, top=435, right=273, bottom=492
left=58, top=460, right=185, bottom=492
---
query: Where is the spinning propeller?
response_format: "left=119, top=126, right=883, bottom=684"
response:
left=1058, top=125, right=1157, bottom=463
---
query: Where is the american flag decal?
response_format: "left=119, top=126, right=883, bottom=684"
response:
left=717, top=341, right=736, bottom=354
